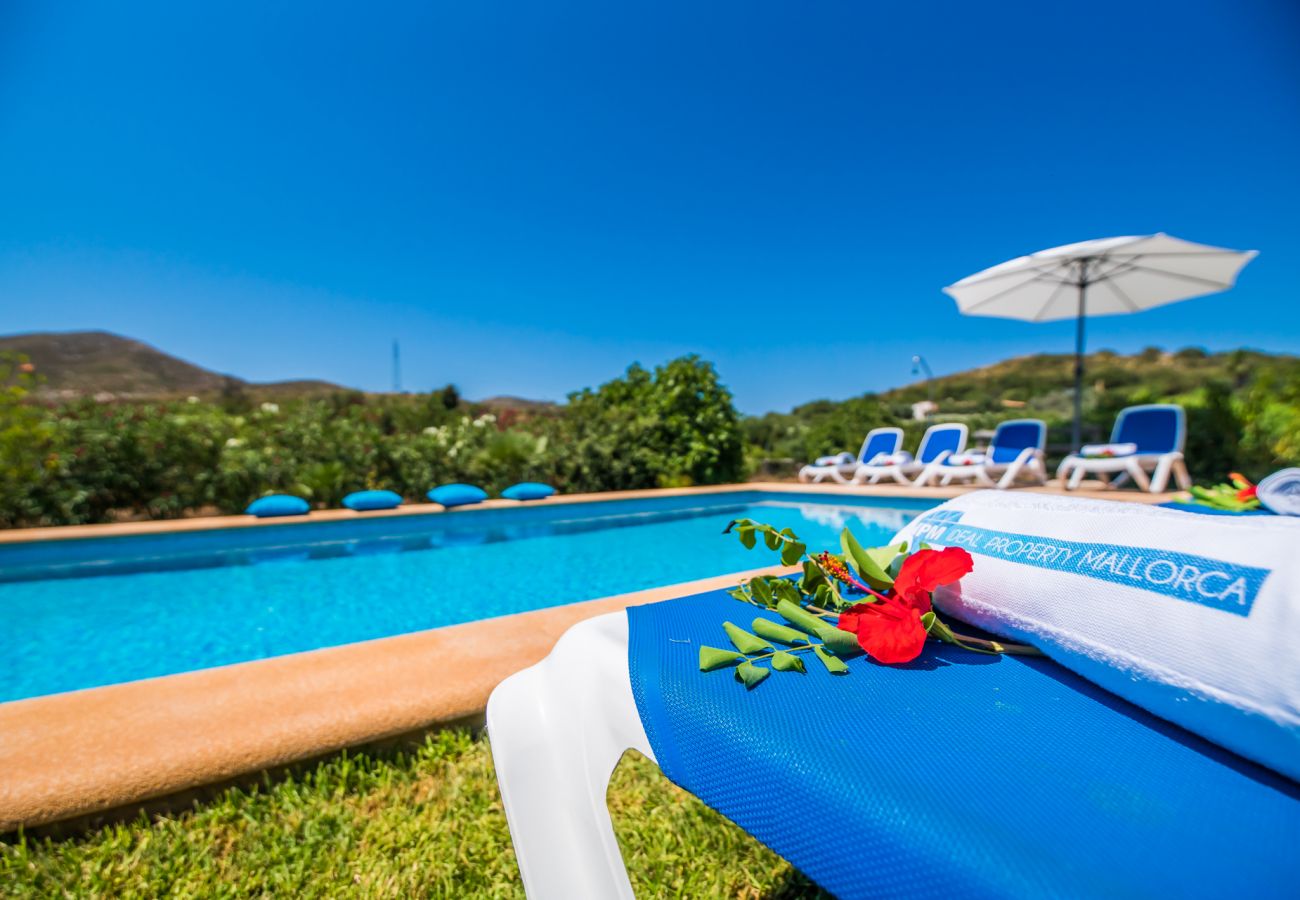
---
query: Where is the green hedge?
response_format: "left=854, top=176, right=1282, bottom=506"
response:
left=3, top=349, right=1296, bottom=529
left=0, top=355, right=746, bottom=528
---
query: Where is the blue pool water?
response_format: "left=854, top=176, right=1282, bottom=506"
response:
left=0, top=492, right=936, bottom=702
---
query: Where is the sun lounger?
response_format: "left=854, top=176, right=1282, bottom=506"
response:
left=797, top=427, right=904, bottom=484
left=1057, top=404, right=1191, bottom=493
left=915, top=418, right=1046, bottom=488
left=488, top=495, right=1300, bottom=899
left=852, top=422, right=966, bottom=485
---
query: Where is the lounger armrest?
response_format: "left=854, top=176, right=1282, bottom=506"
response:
left=488, top=613, right=652, bottom=900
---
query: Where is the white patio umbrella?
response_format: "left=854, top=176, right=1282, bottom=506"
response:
left=942, top=233, right=1257, bottom=451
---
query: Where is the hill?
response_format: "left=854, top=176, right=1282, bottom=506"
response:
left=0, top=331, right=559, bottom=407
left=872, top=347, right=1275, bottom=415
left=0, top=331, right=347, bottom=400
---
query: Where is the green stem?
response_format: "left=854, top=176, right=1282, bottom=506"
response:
left=947, top=630, right=1044, bottom=656
left=743, top=643, right=818, bottom=663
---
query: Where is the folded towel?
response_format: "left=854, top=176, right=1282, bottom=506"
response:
left=867, top=452, right=913, bottom=466
left=894, top=492, right=1300, bottom=782
left=813, top=452, right=857, bottom=467
left=1258, top=468, right=1300, bottom=516
left=1080, top=442, right=1138, bottom=458
left=946, top=452, right=986, bottom=466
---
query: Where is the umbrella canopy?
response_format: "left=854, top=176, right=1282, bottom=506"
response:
left=943, top=233, right=1257, bottom=451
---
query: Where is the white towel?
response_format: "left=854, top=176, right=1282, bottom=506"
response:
left=813, top=452, right=856, bottom=467
left=1079, top=442, right=1138, bottom=458
left=869, top=452, right=913, bottom=466
left=1259, top=468, right=1300, bottom=516
left=893, top=491, right=1300, bottom=781
left=946, top=452, right=986, bottom=466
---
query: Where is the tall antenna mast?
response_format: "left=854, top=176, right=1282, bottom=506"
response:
left=392, top=340, right=402, bottom=393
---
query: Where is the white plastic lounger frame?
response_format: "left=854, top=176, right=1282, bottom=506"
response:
left=488, top=612, right=650, bottom=900
left=798, top=427, right=904, bottom=484
left=917, top=419, right=1048, bottom=490
left=853, top=423, right=967, bottom=485
left=1056, top=404, right=1192, bottom=494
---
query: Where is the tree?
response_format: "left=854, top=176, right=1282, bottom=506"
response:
left=555, top=356, right=745, bottom=490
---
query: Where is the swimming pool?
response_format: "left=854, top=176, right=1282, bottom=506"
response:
left=0, top=491, right=937, bottom=703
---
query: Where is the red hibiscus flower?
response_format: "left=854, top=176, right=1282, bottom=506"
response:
left=890, top=547, right=974, bottom=613
left=837, top=599, right=927, bottom=664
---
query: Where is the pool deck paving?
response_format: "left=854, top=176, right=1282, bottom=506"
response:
left=0, top=481, right=1177, bottom=831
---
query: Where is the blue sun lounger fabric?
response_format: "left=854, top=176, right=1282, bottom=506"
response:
left=628, top=589, right=1300, bottom=899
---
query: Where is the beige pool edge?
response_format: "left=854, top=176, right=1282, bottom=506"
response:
left=0, top=483, right=1177, bottom=832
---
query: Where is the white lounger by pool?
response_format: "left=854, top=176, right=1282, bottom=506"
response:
left=1057, top=404, right=1191, bottom=493
left=914, top=418, right=1047, bottom=489
left=852, top=422, right=967, bottom=485
left=798, top=427, right=904, bottom=484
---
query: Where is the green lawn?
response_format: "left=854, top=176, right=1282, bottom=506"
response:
left=1, top=729, right=829, bottom=898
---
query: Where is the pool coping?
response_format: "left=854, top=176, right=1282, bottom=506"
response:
left=0, top=483, right=1178, bottom=831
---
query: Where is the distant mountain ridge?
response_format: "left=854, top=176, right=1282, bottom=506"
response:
left=0, top=331, right=346, bottom=399
left=5, top=330, right=1293, bottom=414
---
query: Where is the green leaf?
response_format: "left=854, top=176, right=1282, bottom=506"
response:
left=727, top=587, right=749, bottom=603
left=867, top=542, right=907, bottom=577
left=752, top=618, right=812, bottom=645
left=799, top=559, right=826, bottom=594
left=763, top=528, right=782, bottom=550
left=888, top=552, right=908, bottom=580
left=734, top=661, right=770, bottom=689
left=840, top=528, right=894, bottom=588
left=738, top=526, right=757, bottom=550
left=920, top=610, right=936, bottom=632
left=817, top=625, right=863, bottom=658
left=779, top=540, right=806, bottom=567
left=771, top=650, right=806, bottom=673
left=775, top=599, right=863, bottom=657
left=722, top=621, right=772, bottom=654
left=813, top=645, right=850, bottom=674
left=774, top=598, right=829, bottom=636
left=770, top=578, right=802, bottom=606
left=749, top=577, right=774, bottom=606
left=699, top=646, right=745, bottom=671
left=813, top=582, right=846, bottom=611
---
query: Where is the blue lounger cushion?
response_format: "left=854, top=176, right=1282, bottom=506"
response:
left=428, top=483, right=488, bottom=507
left=1159, top=501, right=1272, bottom=517
left=501, top=482, right=556, bottom=501
left=628, top=589, right=1300, bottom=899
left=342, top=489, right=403, bottom=511
left=245, top=494, right=310, bottom=518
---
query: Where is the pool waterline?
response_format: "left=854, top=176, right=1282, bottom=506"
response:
left=0, top=490, right=939, bottom=704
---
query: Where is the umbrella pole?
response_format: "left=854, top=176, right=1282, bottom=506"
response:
left=1072, top=283, right=1086, bottom=453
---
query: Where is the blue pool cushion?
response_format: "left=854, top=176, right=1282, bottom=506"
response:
left=628, top=588, right=1300, bottom=899
left=342, top=489, right=403, bottom=512
left=428, top=483, right=489, bottom=507
left=245, top=494, right=310, bottom=518
left=501, top=482, right=556, bottom=501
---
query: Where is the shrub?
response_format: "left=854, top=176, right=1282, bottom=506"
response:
left=554, top=356, right=745, bottom=491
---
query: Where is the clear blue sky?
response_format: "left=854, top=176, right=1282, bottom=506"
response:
left=2, top=1, right=1297, bottom=413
